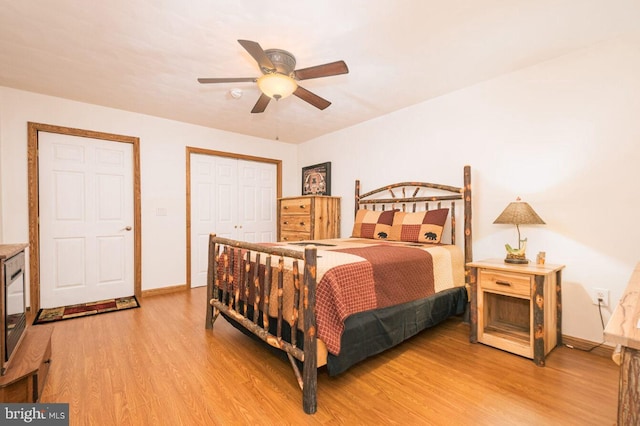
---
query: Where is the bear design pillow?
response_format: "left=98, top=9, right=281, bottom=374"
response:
left=388, top=209, right=449, bottom=243
left=351, top=209, right=396, bottom=240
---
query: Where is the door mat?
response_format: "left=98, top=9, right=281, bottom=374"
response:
left=33, top=296, right=140, bottom=325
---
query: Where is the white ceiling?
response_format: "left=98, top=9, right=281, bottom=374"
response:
left=1, top=1, right=639, bottom=144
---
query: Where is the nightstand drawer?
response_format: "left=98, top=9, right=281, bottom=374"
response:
left=479, top=270, right=531, bottom=297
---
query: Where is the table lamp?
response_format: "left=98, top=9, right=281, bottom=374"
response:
left=493, top=197, right=545, bottom=264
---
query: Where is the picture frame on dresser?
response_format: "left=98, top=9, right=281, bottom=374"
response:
left=302, top=162, right=331, bottom=196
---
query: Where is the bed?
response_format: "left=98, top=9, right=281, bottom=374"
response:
left=205, top=165, right=472, bottom=414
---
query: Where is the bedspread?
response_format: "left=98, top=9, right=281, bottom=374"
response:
left=315, top=245, right=437, bottom=353
left=216, top=238, right=465, bottom=355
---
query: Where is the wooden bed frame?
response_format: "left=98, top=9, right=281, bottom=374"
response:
left=205, top=165, right=472, bottom=414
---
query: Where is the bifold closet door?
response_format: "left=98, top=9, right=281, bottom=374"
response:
left=190, top=154, right=276, bottom=287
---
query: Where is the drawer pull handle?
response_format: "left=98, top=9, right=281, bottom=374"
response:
left=283, top=221, right=289, bottom=225
left=299, top=222, right=305, bottom=226
left=283, top=206, right=288, bottom=210
left=495, top=280, right=512, bottom=286
left=299, top=205, right=305, bottom=209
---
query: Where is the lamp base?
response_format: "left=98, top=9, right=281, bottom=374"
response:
left=504, top=251, right=529, bottom=264
left=504, top=257, right=529, bottom=264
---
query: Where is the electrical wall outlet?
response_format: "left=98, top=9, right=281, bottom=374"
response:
left=592, top=288, right=609, bottom=307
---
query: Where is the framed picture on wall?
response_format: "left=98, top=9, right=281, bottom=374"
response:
left=302, top=162, right=331, bottom=196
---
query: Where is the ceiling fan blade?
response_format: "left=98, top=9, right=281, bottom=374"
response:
left=293, top=86, right=331, bottom=110
left=198, top=77, right=256, bottom=84
left=238, top=39, right=275, bottom=72
left=251, top=93, right=271, bottom=113
left=294, top=60, right=349, bottom=80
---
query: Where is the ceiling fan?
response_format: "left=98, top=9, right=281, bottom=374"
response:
left=198, top=40, right=349, bottom=113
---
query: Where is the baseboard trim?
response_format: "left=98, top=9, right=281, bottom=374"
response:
left=562, top=334, right=614, bottom=358
left=141, top=284, right=188, bottom=298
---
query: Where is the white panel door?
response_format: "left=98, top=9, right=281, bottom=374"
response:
left=237, top=160, right=277, bottom=242
left=38, top=133, right=134, bottom=308
left=190, top=155, right=236, bottom=289
left=190, top=154, right=276, bottom=288
left=213, top=156, right=239, bottom=239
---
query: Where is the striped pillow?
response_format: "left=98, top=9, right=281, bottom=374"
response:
left=351, top=209, right=396, bottom=240
left=389, top=209, right=449, bottom=243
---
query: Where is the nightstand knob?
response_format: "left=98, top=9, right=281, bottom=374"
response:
left=496, top=280, right=512, bottom=286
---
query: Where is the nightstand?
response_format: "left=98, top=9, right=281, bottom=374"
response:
left=468, top=259, right=565, bottom=366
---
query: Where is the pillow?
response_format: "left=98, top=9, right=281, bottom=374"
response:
left=351, top=209, right=396, bottom=240
left=389, top=208, right=449, bottom=243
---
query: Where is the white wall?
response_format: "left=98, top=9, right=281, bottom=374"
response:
left=299, top=31, right=640, bottom=343
left=0, top=87, right=298, bottom=291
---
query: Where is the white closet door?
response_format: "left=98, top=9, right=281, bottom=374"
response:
left=237, top=160, right=277, bottom=242
left=212, top=156, right=239, bottom=239
left=190, top=154, right=276, bottom=288
left=39, top=133, right=135, bottom=308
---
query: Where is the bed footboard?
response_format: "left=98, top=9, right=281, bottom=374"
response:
left=205, top=234, right=319, bottom=414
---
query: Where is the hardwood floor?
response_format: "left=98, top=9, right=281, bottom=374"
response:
left=40, top=287, right=618, bottom=425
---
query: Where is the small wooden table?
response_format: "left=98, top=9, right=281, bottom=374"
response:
left=604, top=262, right=640, bottom=425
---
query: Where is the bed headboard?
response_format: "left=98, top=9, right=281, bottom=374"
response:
left=354, top=165, right=472, bottom=270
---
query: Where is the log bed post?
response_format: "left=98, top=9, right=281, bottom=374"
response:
left=463, top=165, right=473, bottom=279
left=302, top=245, right=318, bottom=414
left=354, top=179, right=361, bottom=217
left=205, top=233, right=217, bottom=329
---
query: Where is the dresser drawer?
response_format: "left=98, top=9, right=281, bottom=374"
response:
left=479, top=270, right=531, bottom=297
left=280, top=215, right=311, bottom=233
left=280, top=231, right=311, bottom=242
left=280, top=198, right=312, bottom=214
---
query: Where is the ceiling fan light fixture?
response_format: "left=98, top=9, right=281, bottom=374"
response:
left=257, top=73, right=297, bottom=100
left=198, top=40, right=348, bottom=112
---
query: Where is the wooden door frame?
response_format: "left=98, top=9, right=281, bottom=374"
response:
left=27, top=122, right=142, bottom=316
left=185, top=147, right=282, bottom=289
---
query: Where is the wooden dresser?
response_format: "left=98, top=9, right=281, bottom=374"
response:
left=278, top=196, right=340, bottom=242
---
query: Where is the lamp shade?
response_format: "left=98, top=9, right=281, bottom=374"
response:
left=257, top=73, right=298, bottom=100
left=493, top=198, right=545, bottom=225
